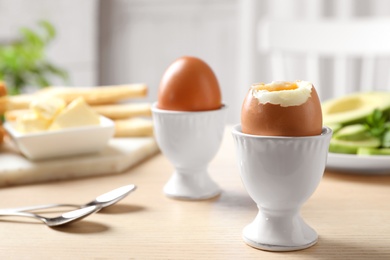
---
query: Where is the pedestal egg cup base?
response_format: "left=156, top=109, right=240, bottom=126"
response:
left=242, top=209, right=318, bottom=251
left=163, top=171, right=221, bottom=200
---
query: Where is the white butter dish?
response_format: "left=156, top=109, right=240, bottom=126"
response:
left=3, top=116, right=115, bottom=161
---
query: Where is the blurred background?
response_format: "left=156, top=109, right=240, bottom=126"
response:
left=1, top=0, right=390, bottom=123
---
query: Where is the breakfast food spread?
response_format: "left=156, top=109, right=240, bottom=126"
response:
left=241, top=80, right=322, bottom=136
left=16, top=111, right=52, bottom=133
left=157, top=56, right=222, bottom=111
left=30, top=96, right=66, bottom=121
left=16, top=97, right=100, bottom=133
left=49, top=97, right=100, bottom=131
left=1, top=84, right=154, bottom=137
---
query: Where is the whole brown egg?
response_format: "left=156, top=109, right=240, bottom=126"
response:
left=241, top=81, right=322, bottom=136
left=157, top=56, right=222, bottom=111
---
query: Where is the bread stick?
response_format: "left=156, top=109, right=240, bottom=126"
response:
left=5, top=103, right=153, bottom=122
left=0, top=81, right=7, bottom=97
left=38, top=84, right=148, bottom=105
left=6, top=84, right=148, bottom=111
left=0, top=96, right=8, bottom=115
left=92, top=103, right=151, bottom=120
left=0, top=125, right=4, bottom=145
left=7, top=94, right=34, bottom=110
left=0, top=82, right=8, bottom=115
left=0, top=82, right=7, bottom=144
left=114, top=118, right=154, bottom=137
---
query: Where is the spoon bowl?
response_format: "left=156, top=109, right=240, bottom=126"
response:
left=0, top=205, right=101, bottom=227
left=84, top=184, right=137, bottom=208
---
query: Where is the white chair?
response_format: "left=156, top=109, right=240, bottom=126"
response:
left=242, top=17, right=390, bottom=101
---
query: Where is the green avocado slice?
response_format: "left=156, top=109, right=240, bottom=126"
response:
left=333, top=124, right=369, bottom=140
left=322, top=92, right=390, bottom=126
left=357, top=147, right=390, bottom=155
left=329, top=137, right=381, bottom=154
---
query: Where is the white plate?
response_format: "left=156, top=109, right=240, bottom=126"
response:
left=327, top=152, right=390, bottom=174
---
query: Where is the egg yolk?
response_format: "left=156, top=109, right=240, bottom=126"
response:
left=253, top=81, right=299, bottom=92
left=251, top=80, right=313, bottom=107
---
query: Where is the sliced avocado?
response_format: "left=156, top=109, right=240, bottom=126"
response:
left=329, top=137, right=381, bottom=154
left=326, top=123, right=342, bottom=134
left=357, top=147, right=390, bottom=155
left=333, top=124, right=368, bottom=140
left=322, top=92, right=390, bottom=126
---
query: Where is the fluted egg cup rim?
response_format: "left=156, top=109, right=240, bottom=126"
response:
left=151, top=102, right=227, bottom=115
left=232, top=124, right=332, bottom=140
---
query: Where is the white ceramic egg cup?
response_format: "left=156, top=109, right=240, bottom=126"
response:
left=152, top=103, right=227, bottom=200
left=232, top=125, right=332, bottom=251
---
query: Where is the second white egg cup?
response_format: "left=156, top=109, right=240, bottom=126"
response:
left=232, top=125, right=332, bottom=251
left=152, top=103, right=227, bottom=200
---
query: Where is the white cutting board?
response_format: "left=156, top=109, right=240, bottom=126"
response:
left=0, top=137, right=159, bottom=187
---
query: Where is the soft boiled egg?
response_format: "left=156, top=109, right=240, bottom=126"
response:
left=241, top=80, right=322, bottom=136
left=157, top=56, right=222, bottom=111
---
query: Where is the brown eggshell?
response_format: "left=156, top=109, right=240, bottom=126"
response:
left=241, top=86, right=323, bottom=136
left=157, top=56, right=222, bottom=111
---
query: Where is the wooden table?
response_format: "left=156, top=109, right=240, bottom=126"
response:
left=1, top=128, right=390, bottom=259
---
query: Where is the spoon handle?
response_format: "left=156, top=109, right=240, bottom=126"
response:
left=0, top=205, right=101, bottom=227
left=0, top=203, right=79, bottom=213
left=0, top=211, right=45, bottom=223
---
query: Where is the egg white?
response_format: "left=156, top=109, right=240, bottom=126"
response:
left=251, top=81, right=313, bottom=107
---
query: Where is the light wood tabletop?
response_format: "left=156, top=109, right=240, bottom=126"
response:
left=1, top=127, right=390, bottom=259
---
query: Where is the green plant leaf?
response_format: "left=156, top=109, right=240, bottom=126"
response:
left=39, top=20, right=56, bottom=42
left=364, top=109, right=390, bottom=148
left=0, top=20, right=67, bottom=94
left=382, top=130, right=390, bottom=148
left=20, top=28, right=44, bottom=48
left=35, top=74, right=50, bottom=87
left=43, top=62, right=69, bottom=81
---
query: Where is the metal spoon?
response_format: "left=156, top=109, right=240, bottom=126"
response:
left=1, top=184, right=137, bottom=213
left=0, top=205, right=101, bottom=227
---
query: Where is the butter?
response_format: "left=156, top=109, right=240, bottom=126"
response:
left=49, top=97, right=100, bottom=131
left=30, top=97, right=66, bottom=121
left=16, top=111, right=51, bottom=133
